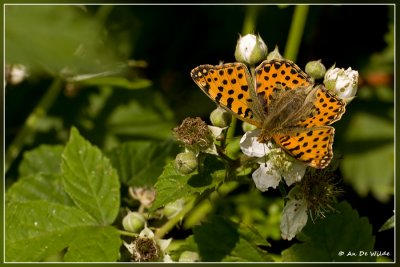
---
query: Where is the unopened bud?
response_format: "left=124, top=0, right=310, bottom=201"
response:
left=235, top=34, right=268, bottom=65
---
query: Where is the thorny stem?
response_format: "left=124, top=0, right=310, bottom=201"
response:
left=5, top=78, right=63, bottom=173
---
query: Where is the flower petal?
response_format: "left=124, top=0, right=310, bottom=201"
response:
left=252, top=163, right=281, bottom=192
left=240, top=129, right=269, bottom=157
left=280, top=198, right=308, bottom=241
left=281, top=161, right=307, bottom=186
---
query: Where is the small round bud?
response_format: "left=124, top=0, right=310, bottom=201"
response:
left=179, top=251, right=200, bottom=262
left=174, top=151, right=198, bottom=174
left=235, top=34, right=268, bottom=65
left=163, top=198, right=185, bottom=219
left=210, top=107, right=231, bottom=128
left=242, top=121, right=257, bottom=132
left=266, top=45, right=284, bottom=60
left=5, top=64, right=28, bottom=85
left=324, top=65, right=359, bottom=103
left=305, top=59, right=326, bottom=80
left=225, top=137, right=241, bottom=160
left=122, top=211, right=146, bottom=233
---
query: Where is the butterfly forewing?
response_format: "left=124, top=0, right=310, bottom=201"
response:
left=191, top=63, right=262, bottom=127
left=255, top=59, right=312, bottom=109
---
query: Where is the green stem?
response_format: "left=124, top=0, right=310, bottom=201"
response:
left=155, top=197, right=196, bottom=239
left=242, top=6, right=260, bottom=35
left=5, top=78, right=63, bottom=173
left=117, top=229, right=139, bottom=238
left=284, top=5, right=309, bottom=61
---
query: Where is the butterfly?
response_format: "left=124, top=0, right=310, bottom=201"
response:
left=190, top=59, right=346, bottom=169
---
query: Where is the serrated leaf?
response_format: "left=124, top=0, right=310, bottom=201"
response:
left=108, top=140, right=179, bottom=186
left=5, top=201, right=97, bottom=262
left=61, top=127, right=120, bottom=225
left=6, top=173, right=73, bottom=205
left=64, top=226, right=121, bottom=262
left=151, top=157, right=224, bottom=211
left=193, top=217, right=271, bottom=262
left=282, top=201, right=375, bottom=262
left=18, top=145, right=64, bottom=176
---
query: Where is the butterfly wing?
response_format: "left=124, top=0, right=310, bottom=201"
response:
left=273, top=126, right=335, bottom=169
left=296, top=86, right=346, bottom=128
left=255, top=59, right=312, bottom=111
left=191, top=63, right=263, bottom=128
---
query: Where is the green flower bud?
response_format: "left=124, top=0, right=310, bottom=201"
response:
left=122, top=211, right=146, bottom=233
left=210, top=107, right=231, bottom=127
left=305, top=60, right=326, bottom=80
left=174, top=151, right=198, bottom=174
left=225, top=137, right=241, bottom=160
left=266, top=45, right=284, bottom=60
left=235, top=34, right=268, bottom=65
left=179, top=251, right=200, bottom=262
left=163, top=198, right=185, bottom=219
left=242, top=121, right=257, bottom=132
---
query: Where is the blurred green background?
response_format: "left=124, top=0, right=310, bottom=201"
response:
left=5, top=5, right=394, bottom=259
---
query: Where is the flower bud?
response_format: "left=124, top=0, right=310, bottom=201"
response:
left=266, top=45, right=284, bottom=60
left=6, top=64, right=28, bottom=85
left=179, top=251, right=200, bottom=262
left=235, top=34, right=268, bottom=65
left=174, top=151, right=198, bottom=174
left=163, top=198, right=185, bottom=219
left=242, top=121, right=257, bottom=132
left=305, top=59, right=326, bottom=80
left=210, top=107, right=231, bottom=128
left=324, top=65, right=359, bottom=103
left=122, top=211, right=146, bottom=233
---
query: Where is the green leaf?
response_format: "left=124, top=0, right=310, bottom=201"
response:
left=282, top=201, right=375, bottom=262
left=6, top=6, right=121, bottom=76
left=6, top=173, right=73, bottom=205
left=341, top=112, right=394, bottom=202
left=193, top=216, right=271, bottom=262
left=61, top=127, right=120, bottom=225
left=64, top=226, right=121, bottom=262
left=151, top=157, right=225, bottom=211
left=106, top=98, right=174, bottom=140
left=379, top=215, right=394, bottom=232
left=18, top=145, right=64, bottom=176
left=77, top=76, right=152, bottom=90
left=5, top=201, right=97, bottom=262
left=108, top=140, right=179, bottom=186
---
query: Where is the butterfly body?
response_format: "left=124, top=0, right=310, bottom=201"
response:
left=191, top=59, right=346, bottom=169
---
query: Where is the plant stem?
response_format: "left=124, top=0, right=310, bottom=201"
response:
left=242, top=6, right=260, bottom=35
left=284, top=5, right=309, bottom=61
left=5, top=78, right=63, bottom=173
left=155, top=197, right=196, bottom=239
left=117, top=229, right=139, bottom=238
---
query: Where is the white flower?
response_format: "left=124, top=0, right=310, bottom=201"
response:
left=280, top=196, right=308, bottom=241
left=234, top=34, right=268, bottom=65
left=240, top=130, right=307, bottom=192
left=123, top=225, right=172, bottom=262
left=324, top=65, right=359, bottom=103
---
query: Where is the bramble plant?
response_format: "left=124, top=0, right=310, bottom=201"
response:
left=5, top=5, right=394, bottom=263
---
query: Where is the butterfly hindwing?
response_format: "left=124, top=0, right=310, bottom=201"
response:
left=273, top=126, right=335, bottom=169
